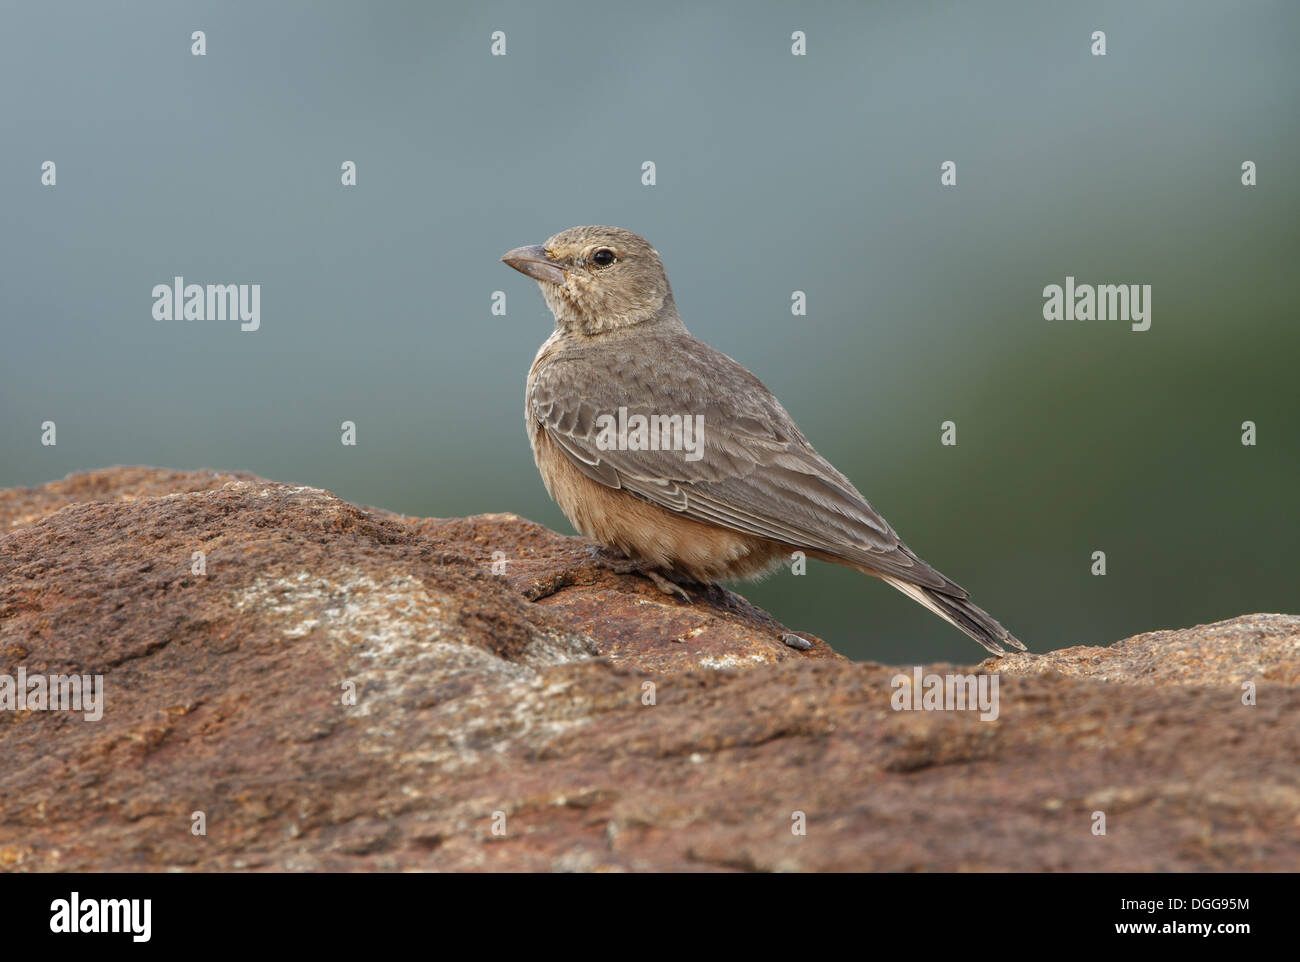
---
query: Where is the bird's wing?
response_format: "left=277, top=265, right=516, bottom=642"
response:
left=528, top=332, right=955, bottom=591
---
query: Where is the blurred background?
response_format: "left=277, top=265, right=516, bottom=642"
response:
left=2, top=1, right=1296, bottom=662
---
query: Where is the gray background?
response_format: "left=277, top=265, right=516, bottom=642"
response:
left=2, top=1, right=1296, bottom=661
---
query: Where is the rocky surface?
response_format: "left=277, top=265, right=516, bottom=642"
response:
left=0, top=467, right=1296, bottom=871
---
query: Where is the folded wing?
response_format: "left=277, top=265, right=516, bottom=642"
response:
left=530, top=332, right=959, bottom=593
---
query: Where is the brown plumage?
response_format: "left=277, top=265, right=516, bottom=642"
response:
left=502, top=226, right=1024, bottom=655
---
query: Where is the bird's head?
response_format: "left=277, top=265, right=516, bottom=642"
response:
left=501, top=226, right=675, bottom=335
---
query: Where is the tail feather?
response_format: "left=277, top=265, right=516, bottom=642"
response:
left=881, top=576, right=1025, bottom=656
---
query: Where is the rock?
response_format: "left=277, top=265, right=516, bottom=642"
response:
left=0, top=467, right=1296, bottom=871
left=994, top=613, right=1300, bottom=686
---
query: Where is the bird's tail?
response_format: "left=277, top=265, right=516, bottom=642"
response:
left=881, top=575, right=1025, bottom=656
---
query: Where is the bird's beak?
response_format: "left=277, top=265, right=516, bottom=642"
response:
left=501, top=245, right=569, bottom=286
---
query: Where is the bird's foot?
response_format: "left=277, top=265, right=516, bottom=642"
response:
left=586, top=546, right=694, bottom=602
left=640, top=569, right=694, bottom=602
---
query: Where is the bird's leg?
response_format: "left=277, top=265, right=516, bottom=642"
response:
left=586, top=545, right=694, bottom=602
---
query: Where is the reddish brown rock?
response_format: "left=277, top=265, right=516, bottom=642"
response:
left=0, top=467, right=1296, bottom=871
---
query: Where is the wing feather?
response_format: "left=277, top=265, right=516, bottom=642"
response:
left=529, top=330, right=954, bottom=591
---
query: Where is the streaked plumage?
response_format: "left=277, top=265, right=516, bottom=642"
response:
left=504, top=226, right=1023, bottom=655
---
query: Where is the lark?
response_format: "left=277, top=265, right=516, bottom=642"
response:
left=503, top=226, right=1023, bottom=655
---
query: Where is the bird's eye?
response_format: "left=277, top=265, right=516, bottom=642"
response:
left=591, top=248, right=616, bottom=267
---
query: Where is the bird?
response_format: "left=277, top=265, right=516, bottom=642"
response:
left=501, top=226, right=1024, bottom=656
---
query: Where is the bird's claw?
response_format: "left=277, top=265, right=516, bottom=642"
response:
left=642, top=569, right=692, bottom=602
